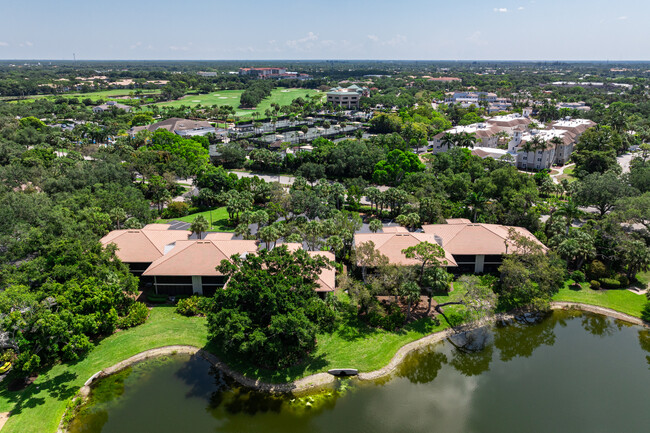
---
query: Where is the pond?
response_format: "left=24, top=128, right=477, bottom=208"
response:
left=68, top=310, right=650, bottom=433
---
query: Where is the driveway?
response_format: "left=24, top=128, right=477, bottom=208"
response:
left=617, top=151, right=638, bottom=174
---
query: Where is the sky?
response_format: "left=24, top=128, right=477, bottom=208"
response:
left=0, top=0, right=648, bottom=61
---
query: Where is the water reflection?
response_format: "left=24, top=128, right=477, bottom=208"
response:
left=493, top=317, right=556, bottom=361
left=639, top=329, right=650, bottom=368
left=70, top=312, right=650, bottom=433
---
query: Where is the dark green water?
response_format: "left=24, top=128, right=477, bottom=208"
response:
left=69, top=311, right=650, bottom=433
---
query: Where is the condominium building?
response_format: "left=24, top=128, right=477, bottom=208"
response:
left=326, top=85, right=370, bottom=109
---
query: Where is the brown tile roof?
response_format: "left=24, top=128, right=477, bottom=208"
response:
left=100, top=226, right=191, bottom=263
left=445, top=218, right=472, bottom=224
left=142, top=239, right=259, bottom=276
left=421, top=223, right=546, bottom=255
left=204, top=232, right=236, bottom=240
left=354, top=232, right=457, bottom=267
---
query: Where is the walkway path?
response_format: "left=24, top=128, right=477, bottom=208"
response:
left=549, top=163, right=575, bottom=184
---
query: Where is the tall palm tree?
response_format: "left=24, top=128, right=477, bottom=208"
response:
left=556, top=199, right=582, bottom=235
left=465, top=191, right=487, bottom=222
left=459, top=132, right=477, bottom=149
left=549, top=136, right=564, bottom=165
left=190, top=215, right=209, bottom=240
left=518, top=140, right=535, bottom=170
left=440, top=132, right=456, bottom=151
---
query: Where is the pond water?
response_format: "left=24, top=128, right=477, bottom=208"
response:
left=68, top=310, right=650, bottom=433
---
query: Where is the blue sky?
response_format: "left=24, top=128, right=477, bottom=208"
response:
left=0, top=0, right=647, bottom=60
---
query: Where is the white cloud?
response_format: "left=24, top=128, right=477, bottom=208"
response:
left=518, top=6, right=525, bottom=10
left=169, top=44, right=191, bottom=51
left=367, top=34, right=379, bottom=42
left=25, top=41, right=33, bottom=47
left=494, top=7, right=508, bottom=13
left=466, top=31, right=488, bottom=46
left=0, top=42, right=8, bottom=47
left=618, top=16, right=627, bottom=20
left=286, top=32, right=318, bottom=48
left=386, top=34, right=407, bottom=46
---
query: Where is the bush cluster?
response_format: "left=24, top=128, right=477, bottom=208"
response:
left=118, top=302, right=150, bottom=329
left=176, top=296, right=211, bottom=317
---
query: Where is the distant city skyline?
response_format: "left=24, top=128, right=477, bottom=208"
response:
left=1, top=0, right=648, bottom=61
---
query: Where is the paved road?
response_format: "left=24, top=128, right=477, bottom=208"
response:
left=617, top=151, right=639, bottom=174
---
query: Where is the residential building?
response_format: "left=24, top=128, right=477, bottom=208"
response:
left=128, top=117, right=225, bottom=138
left=99, top=224, right=194, bottom=276
left=93, top=101, right=132, bottom=113
left=445, top=91, right=498, bottom=105
left=326, top=85, right=370, bottom=109
left=510, top=118, right=596, bottom=169
left=421, top=220, right=546, bottom=273
left=237, top=67, right=310, bottom=79
left=428, top=77, right=462, bottom=83
left=354, top=227, right=458, bottom=268
left=556, top=101, right=590, bottom=112
left=430, top=123, right=502, bottom=153
left=101, top=226, right=335, bottom=296
left=141, top=239, right=259, bottom=296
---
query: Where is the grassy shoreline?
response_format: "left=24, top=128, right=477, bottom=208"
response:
left=552, top=279, right=647, bottom=318
left=1, top=282, right=647, bottom=433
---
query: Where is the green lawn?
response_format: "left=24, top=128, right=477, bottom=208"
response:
left=0, top=306, right=207, bottom=433
left=153, top=88, right=323, bottom=119
left=0, top=286, right=466, bottom=433
left=158, top=206, right=234, bottom=232
left=636, top=271, right=650, bottom=287
left=552, top=280, right=647, bottom=318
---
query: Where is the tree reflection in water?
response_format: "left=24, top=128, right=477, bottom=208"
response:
left=638, top=329, right=650, bottom=368
left=494, top=317, right=556, bottom=362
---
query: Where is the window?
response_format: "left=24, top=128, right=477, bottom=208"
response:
left=537, top=158, right=542, bottom=162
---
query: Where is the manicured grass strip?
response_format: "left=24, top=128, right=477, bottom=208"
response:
left=553, top=282, right=647, bottom=318
left=0, top=306, right=207, bottom=433
left=0, top=286, right=466, bottom=432
left=152, top=88, right=323, bottom=119
left=158, top=206, right=234, bottom=232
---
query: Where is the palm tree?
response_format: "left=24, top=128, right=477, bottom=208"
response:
left=190, top=215, right=209, bottom=240
left=556, top=199, right=582, bottom=235
left=440, top=132, right=456, bottom=150
left=465, top=191, right=487, bottom=222
left=109, top=207, right=127, bottom=230
left=518, top=140, right=535, bottom=171
left=550, top=136, right=564, bottom=165
left=459, top=132, right=477, bottom=149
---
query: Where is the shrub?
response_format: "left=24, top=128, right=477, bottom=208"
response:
left=445, top=311, right=466, bottom=327
left=176, top=295, right=211, bottom=317
left=599, top=278, right=621, bottom=290
left=382, top=310, right=406, bottom=331
left=572, top=271, right=586, bottom=283
left=587, top=260, right=608, bottom=281
left=162, top=202, right=189, bottom=219
left=590, top=280, right=601, bottom=290
left=0, top=349, right=15, bottom=364
left=118, top=302, right=149, bottom=329
left=616, top=275, right=630, bottom=287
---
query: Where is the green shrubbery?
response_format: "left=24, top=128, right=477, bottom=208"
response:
left=600, top=278, right=621, bottom=290
left=366, top=303, right=406, bottom=331
left=590, top=280, right=601, bottom=290
left=162, top=202, right=189, bottom=219
left=176, top=296, right=211, bottom=317
left=572, top=271, right=586, bottom=283
left=118, top=302, right=150, bottom=329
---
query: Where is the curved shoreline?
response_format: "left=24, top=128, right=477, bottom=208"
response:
left=77, top=302, right=649, bottom=393
left=60, top=302, right=649, bottom=431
